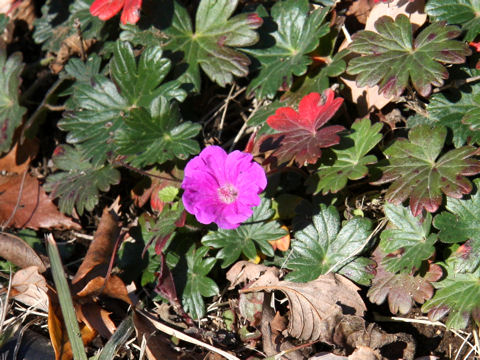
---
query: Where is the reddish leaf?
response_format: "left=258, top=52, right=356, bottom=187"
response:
left=90, top=0, right=124, bottom=21
left=0, top=137, right=38, bottom=174
left=258, top=90, right=344, bottom=166
left=367, top=249, right=442, bottom=315
left=72, top=205, right=120, bottom=284
left=76, top=275, right=134, bottom=305
left=154, top=254, right=179, bottom=306
left=89, top=0, right=142, bottom=24
left=47, top=294, right=97, bottom=360
left=120, top=0, right=141, bottom=25
left=0, top=173, right=80, bottom=230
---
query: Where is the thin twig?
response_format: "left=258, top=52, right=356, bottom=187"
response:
left=218, top=84, right=236, bottom=141
left=115, top=159, right=181, bottom=183
left=325, top=217, right=387, bottom=275
left=74, top=18, right=86, bottom=61
left=137, top=309, right=241, bottom=360
left=1, top=171, right=28, bottom=230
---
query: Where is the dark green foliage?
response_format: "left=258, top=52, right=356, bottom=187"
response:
left=286, top=204, right=374, bottom=285
left=201, top=198, right=286, bottom=268
left=348, top=15, right=470, bottom=97
left=245, top=0, right=331, bottom=99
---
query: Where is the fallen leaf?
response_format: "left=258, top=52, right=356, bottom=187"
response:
left=0, top=173, right=80, bottom=230
left=0, top=137, right=38, bottom=174
left=346, top=0, right=375, bottom=24
left=269, top=226, right=291, bottom=251
left=348, top=346, right=380, bottom=360
left=77, top=302, right=116, bottom=339
left=47, top=294, right=97, bottom=360
left=0, top=232, right=47, bottom=272
left=365, top=0, right=427, bottom=32
left=132, top=310, right=181, bottom=360
left=226, top=261, right=280, bottom=289
left=72, top=204, right=120, bottom=284
left=242, top=272, right=366, bottom=342
left=76, top=275, right=134, bottom=305
left=10, top=265, right=49, bottom=312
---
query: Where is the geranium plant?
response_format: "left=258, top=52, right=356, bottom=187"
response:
left=3, top=0, right=480, bottom=358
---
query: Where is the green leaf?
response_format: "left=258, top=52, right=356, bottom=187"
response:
left=422, top=265, right=480, bottom=329
left=427, top=89, right=480, bottom=147
left=60, top=41, right=186, bottom=166
left=315, top=118, right=382, bottom=194
left=161, top=0, right=262, bottom=91
left=44, top=146, right=121, bottom=215
left=59, top=75, right=127, bottom=166
left=33, top=0, right=105, bottom=53
left=347, top=14, right=470, bottom=97
left=0, top=51, right=26, bottom=154
left=183, top=245, right=218, bottom=320
left=373, top=125, right=480, bottom=217
left=201, top=198, right=286, bottom=268
left=115, top=98, right=201, bottom=167
left=434, top=178, right=480, bottom=272
left=111, top=42, right=186, bottom=106
left=244, top=0, right=330, bottom=99
left=426, top=0, right=480, bottom=41
left=286, top=204, right=374, bottom=285
left=380, top=204, right=437, bottom=273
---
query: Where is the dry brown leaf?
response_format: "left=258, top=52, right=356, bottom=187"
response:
left=50, top=35, right=96, bottom=74
left=47, top=295, right=97, bottom=360
left=0, top=232, right=47, bottom=271
left=77, top=302, right=116, bottom=339
left=346, top=0, right=374, bottom=25
left=0, top=138, right=38, bottom=174
left=76, top=275, right=133, bottom=305
left=348, top=346, right=380, bottom=360
left=72, top=204, right=120, bottom=284
left=10, top=265, right=49, bottom=312
left=342, top=0, right=427, bottom=113
left=132, top=310, right=180, bottom=360
left=0, top=173, right=80, bottom=230
left=243, top=272, right=366, bottom=343
left=226, top=261, right=280, bottom=289
left=365, top=0, right=427, bottom=32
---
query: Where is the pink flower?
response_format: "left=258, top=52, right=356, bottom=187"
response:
left=181, top=146, right=267, bottom=229
left=90, top=0, right=142, bottom=25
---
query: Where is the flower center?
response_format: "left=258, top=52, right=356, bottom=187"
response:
left=217, top=183, right=238, bottom=204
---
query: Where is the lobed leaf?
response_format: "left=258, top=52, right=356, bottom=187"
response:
left=315, top=118, right=382, bottom=194
left=161, top=0, right=262, bottom=91
left=347, top=14, right=470, bottom=97
left=115, top=98, right=201, bottom=167
left=201, top=198, right=286, bottom=268
left=0, top=51, right=26, bottom=154
left=258, top=90, right=344, bottom=166
left=380, top=204, right=437, bottom=273
left=373, top=125, right=480, bottom=216
left=286, top=204, right=374, bottom=285
left=426, top=0, right=480, bottom=41
left=182, top=245, right=218, bottom=320
left=368, top=249, right=442, bottom=315
left=244, top=0, right=331, bottom=99
left=422, top=265, right=480, bottom=329
left=434, top=178, right=480, bottom=272
left=44, top=146, right=121, bottom=215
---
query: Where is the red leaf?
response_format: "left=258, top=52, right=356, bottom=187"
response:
left=120, top=0, right=142, bottom=24
left=259, top=90, right=344, bottom=166
left=90, top=0, right=125, bottom=21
